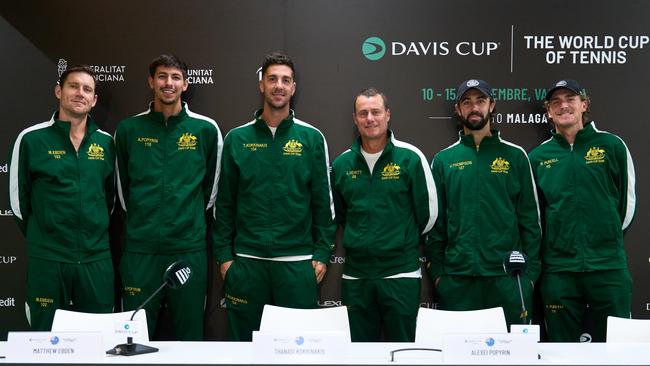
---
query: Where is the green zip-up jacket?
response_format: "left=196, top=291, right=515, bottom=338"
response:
left=213, top=110, right=335, bottom=264
left=332, top=130, right=438, bottom=278
left=528, top=122, right=636, bottom=272
left=9, top=113, right=115, bottom=263
left=115, top=103, right=222, bottom=254
left=427, top=130, right=541, bottom=281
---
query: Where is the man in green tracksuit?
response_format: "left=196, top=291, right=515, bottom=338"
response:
left=529, top=79, right=636, bottom=342
left=213, top=52, right=336, bottom=341
left=332, top=88, right=437, bottom=342
left=115, top=55, right=222, bottom=340
left=9, top=65, right=115, bottom=330
left=427, top=79, right=541, bottom=327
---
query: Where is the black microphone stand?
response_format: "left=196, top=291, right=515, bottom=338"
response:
left=514, top=271, right=528, bottom=324
left=106, top=283, right=164, bottom=356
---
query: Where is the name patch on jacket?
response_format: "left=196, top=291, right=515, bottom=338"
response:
left=346, top=169, right=363, bottom=179
left=48, top=150, right=66, bottom=159
left=381, top=162, right=401, bottom=180
left=584, top=147, right=606, bottom=164
left=177, top=133, right=198, bottom=150
left=243, top=143, right=267, bottom=152
left=137, top=137, right=159, bottom=147
left=490, top=157, right=510, bottom=174
left=539, top=158, right=559, bottom=169
left=449, top=160, right=472, bottom=170
left=283, top=139, right=303, bottom=156
left=86, top=143, right=105, bottom=160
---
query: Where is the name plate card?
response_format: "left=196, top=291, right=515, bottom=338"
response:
left=252, top=331, right=349, bottom=363
left=6, top=331, right=104, bottom=363
left=443, top=333, right=537, bottom=364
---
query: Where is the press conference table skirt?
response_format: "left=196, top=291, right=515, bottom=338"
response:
left=0, top=341, right=648, bottom=365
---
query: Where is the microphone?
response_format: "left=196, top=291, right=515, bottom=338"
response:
left=503, top=251, right=528, bottom=324
left=107, top=261, right=193, bottom=356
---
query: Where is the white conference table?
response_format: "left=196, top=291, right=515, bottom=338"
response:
left=2, top=341, right=649, bottom=365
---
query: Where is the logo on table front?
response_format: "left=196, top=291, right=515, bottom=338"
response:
left=485, top=337, right=495, bottom=347
left=294, top=336, right=305, bottom=346
left=50, top=336, right=60, bottom=345
left=362, top=37, right=386, bottom=61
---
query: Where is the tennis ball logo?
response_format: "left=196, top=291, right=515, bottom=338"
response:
left=362, top=37, right=386, bottom=61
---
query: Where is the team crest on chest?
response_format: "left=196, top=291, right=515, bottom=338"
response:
left=86, top=143, right=105, bottom=160
left=381, top=162, right=401, bottom=180
left=490, top=157, right=510, bottom=173
left=177, top=133, right=198, bottom=150
left=283, top=139, right=303, bottom=156
left=584, top=147, right=605, bottom=164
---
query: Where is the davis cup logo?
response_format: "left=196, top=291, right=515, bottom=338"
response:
left=362, top=37, right=386, bottom=61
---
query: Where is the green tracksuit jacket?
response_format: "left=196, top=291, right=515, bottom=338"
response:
left=213, top=110, right=336, bottom=264
left=332, top=130, right=438, bottom=278
left=9, top=113, right=115, bottom=263
left=115, top=103, right=222, bottom=253
left=427, top=130, right=541, bottom=281
left=528, top=122, right=636, bottom=272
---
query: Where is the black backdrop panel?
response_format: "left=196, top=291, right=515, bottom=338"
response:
left=0, top=0, right=648, bottom=340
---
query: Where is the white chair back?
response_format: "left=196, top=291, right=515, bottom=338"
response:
left=259, top=305, right=351, bottom=341
left=415, top=307, right=508, bottom=348
left=607, top=316, right=650, bottom=342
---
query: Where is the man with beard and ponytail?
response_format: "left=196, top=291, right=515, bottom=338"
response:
left=425, top=79, right=541, bottom=327
left=213, top=52, right=336, bottom=341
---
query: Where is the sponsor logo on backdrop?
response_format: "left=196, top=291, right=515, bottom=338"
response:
left=57, top=59, right=67, bottom=78
left=646, top=303, right=650, bottom=311
left=0, top=256, right=17, bottom=264
left=0, top=163, right=7, bottom=173
left=362, top=37, right=386, bottom=61
left=523, top=35, right=649, bottom=65
left=57, top=59, right=126, bottom=82
left=362, top=36, right=499, bottom=61
left=420, top=303, right=441, bottom=309
left=329, top=256, right=345, bottom=264
left=318, top=300, right=343, bottom=307
left=0, top=297, right=16, bottom=307
left=187, top=68, right=214, bottom=85
left=0, top=209, right=13, bottom=216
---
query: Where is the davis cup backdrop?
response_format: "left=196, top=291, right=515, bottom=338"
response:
left=0, top=0, right=648, bottom=341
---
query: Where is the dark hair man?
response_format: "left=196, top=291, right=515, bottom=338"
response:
left=213, top=52, right=336, bottom=341
left=115, top=54, right=222, bottom=340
